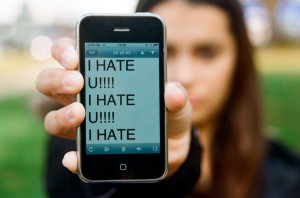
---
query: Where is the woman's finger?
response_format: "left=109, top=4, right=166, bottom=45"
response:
left=164, top=82, right=193, bottom=176
left=44, top=102, right=85, bottom=139
left=62, top=151, right=78, bottom=174
left=51, top=37, right=79, bottom=70
left=165, top=82, right=192, bottom=137
left=36, top=68, right=83, bottom=105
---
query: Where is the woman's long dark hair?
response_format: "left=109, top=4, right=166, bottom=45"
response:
left=136, top=0, right=265, bottom=197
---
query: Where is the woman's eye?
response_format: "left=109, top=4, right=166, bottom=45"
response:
left=167, top=46, right=175, bottom=59
left=196, top=47, right=217, bottom=60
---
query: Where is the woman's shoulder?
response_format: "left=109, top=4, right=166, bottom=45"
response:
left=260, top=139, right=300, bottom=198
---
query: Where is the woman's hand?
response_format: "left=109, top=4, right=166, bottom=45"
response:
left=36, top=38, right=85, bottom=139
left=36, top=37, right=193, bottom=178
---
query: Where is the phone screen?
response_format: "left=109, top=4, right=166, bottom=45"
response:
left=84, top=42, right=161, bottom=155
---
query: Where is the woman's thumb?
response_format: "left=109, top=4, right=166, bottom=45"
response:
left=165, top=82, right=192, bottom=137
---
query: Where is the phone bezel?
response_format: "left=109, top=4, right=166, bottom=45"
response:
left=76, top=13, right=167, bottom=183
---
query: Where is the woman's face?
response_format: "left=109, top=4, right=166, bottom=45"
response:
left=152, top=1, right=237, bottom=128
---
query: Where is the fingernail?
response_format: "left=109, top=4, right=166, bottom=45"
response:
left=61, top=51, right=75, bottom=67
left=62, top=154, right=67, bottom=168
left=65, top=106, right=76, bottom=121
left=166, top=83, right=187, bottom=108
left=63, top=73, right=78, bottom=89
left=168, top=82, right=187, bottom=97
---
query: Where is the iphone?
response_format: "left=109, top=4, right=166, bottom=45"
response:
left=76, top=13, right=167, bottom=183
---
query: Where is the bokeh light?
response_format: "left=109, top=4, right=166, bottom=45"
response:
left=242, top=1, right=273, bottom=46
left=275, top=0, right=300, bottom=40
left=30, top=35, right=52, bottom=61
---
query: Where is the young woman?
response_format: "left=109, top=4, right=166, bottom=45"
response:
left=36, top=0, right=300, bottom=197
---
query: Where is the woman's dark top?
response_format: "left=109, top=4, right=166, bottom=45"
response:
left=260, top=139, right=300, bottom=198
left=45, top=131, right=300, bottom=198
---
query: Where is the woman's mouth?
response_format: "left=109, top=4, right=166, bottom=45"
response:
left=188, top=96, right=199, bottom=107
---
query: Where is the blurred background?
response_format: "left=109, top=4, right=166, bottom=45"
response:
left=0, top=0, right=299, bottom=197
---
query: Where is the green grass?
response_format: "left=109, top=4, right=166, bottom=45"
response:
left=0, top=94, right=47, bottom=198
left=261, top=73, right=300, bottom=153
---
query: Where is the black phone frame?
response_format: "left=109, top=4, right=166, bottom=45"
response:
left=77, top=14, right=166, bottom=182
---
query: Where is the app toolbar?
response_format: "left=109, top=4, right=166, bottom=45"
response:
left=86, top=143, right=160, bottom=154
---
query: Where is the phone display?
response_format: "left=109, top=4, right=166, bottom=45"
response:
left=85, top=42, right=160, bottom=155
left=76, top=14, right=166, bottom=183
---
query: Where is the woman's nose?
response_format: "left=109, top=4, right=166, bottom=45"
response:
left=169, top=54, right=195, bottom=87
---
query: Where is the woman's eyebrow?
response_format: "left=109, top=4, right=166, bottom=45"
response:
left=192, top=40, right=223, bottom=48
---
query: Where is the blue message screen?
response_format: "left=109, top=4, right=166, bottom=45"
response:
left=84, top=43, right=161, bottom=155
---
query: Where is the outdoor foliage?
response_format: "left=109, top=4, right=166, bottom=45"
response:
left=0, top=95, right=47, bottom=197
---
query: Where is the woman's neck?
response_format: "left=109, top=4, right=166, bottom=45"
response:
left=191, top=123, right=217, bottom=196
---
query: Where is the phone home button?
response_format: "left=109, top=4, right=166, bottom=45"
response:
left=116, top=160, right=130, bottom=176
left=120, top=163, right=127, bottom=171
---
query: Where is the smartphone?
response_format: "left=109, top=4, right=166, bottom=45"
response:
left=76, top=13, right=167, bottom=183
